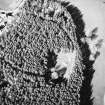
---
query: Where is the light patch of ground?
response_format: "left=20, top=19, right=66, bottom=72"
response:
left=57, top=49, right=76, bottom=81
left=50, top=48, right=77, bottom=82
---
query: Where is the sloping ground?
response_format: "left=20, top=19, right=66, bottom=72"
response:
left=0, top=0, right=24, bottom=11
left=0, top=0, right=95, bottom=105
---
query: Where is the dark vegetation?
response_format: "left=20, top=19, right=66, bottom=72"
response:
left=0, top=0, right=95, bottom=105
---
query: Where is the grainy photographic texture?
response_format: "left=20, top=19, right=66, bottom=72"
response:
left=0, top=0, right=103, bottom=105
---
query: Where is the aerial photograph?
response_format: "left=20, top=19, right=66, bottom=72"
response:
left=0, top=0, right=105, bottom=105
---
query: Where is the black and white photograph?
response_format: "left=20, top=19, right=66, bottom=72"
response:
left=0, top=0, right=105, bottom=105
